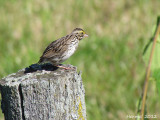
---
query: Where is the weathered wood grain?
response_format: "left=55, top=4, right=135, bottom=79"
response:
left=0, top=64, right=86, bottom=120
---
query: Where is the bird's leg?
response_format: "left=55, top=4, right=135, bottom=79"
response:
left=56, top=65, right=74, bottom=70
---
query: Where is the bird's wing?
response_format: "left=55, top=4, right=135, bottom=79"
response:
left=40, top=35, right=71, bottom=59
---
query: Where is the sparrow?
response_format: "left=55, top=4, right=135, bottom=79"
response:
left=38, top=28, right=88, bottom=69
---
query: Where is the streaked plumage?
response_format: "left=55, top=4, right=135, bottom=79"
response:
left=38, top=28, right=88, bottom=69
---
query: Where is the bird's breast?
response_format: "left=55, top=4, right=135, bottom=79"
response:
left=61, top=40, right=79, bottom=61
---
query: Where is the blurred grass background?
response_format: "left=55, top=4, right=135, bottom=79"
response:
left=0, top=0, right=160, bottom=120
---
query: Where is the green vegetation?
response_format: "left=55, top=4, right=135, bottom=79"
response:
left=0, top=0, right=160, bottom=119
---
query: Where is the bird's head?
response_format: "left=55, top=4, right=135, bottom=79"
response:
left=71, top=28, right=88, bottom=40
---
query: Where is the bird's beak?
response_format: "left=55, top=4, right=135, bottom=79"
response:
left=84, top=34, right=89, bottom=37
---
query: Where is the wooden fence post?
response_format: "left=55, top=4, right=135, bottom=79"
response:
left=0, top=64, right=86, bottom=120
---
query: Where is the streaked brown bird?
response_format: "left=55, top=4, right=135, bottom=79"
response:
left=38, top=28, right=88, bottom=69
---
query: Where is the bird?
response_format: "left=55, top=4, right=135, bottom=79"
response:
left=38, top=28, right=88, bottom=69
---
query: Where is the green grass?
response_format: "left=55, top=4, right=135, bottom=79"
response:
left=0, top=0, right=160, bottom=120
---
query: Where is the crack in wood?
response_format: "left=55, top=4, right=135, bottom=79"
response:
left=19, top=84, right=25, bottom=120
